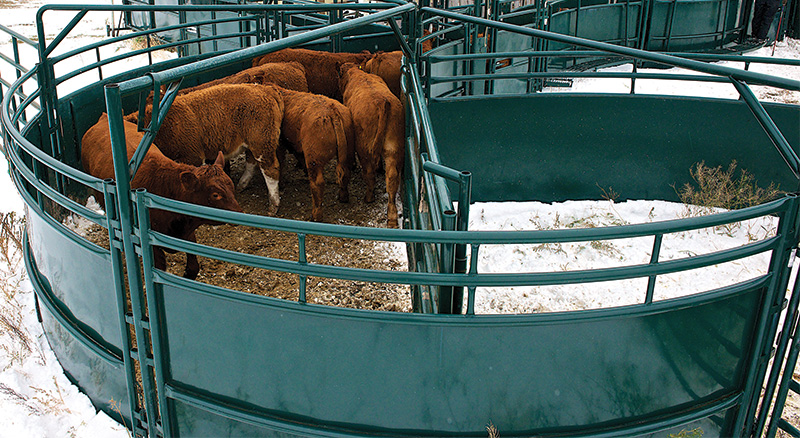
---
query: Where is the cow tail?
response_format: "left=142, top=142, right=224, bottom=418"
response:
left=333, top=114, right=352, bottom=169
left=368, top=99, right=391, bottom=158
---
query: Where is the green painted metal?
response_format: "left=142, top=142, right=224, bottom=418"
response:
left=3, top=2, right=800, bottom=436
left=428, top=94, right=800, bottom=203
left=764, top=266, right=800, bottom=437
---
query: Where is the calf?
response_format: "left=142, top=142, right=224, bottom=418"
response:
left=363, top=51, right=402, bottom=99
left=175, top=61, right=309, bottom=95
left=277, top=86, right=355, bottom=222
left=81, top=113, right=241, bottom=280
left=252, top=48, right=373, bottom=100
left=339, top=63, right=405, bottom=228
left=126, top=83, right=285, bottom=214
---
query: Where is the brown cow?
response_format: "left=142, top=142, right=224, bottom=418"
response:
left=252, top=48, right=373, bottom=100
left=81, top=113, right=241, bottom=279
left=339, top=63, right=405, bottom=228
left=126, top=83, right=285, bottom=214
left=276, top=86, right=355, bottom=222
left=175, top=61, right=309, bottom=95
left=363, top=51, right=402, bottom=99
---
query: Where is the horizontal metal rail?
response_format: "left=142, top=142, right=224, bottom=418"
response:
left=137, top=190, right=788, bottom=290
left=141, top=190, right=794, bottom=245
left=429, top=71, right=742, bottom=85
left=428, top=50, right=800, bottom=67
left=115, top=3, right=416, bottom=96
left=421, top=7, right=800, bottom=91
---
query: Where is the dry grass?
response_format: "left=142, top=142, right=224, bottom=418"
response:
left=0, top=211, right=38, bottom=370
left=677, top=160, right=783, bottom=211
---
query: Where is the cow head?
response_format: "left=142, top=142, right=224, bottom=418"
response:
left=180, top=151, right=242, bottom=221
left=338, top=62, right=361, bottom=88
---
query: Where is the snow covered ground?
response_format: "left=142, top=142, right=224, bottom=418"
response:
left=0, top=0, right=798, bottom=435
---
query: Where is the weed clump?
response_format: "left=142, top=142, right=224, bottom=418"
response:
left=678, top=161, right=782, bottom=210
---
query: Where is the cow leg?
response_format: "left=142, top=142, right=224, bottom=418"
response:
left=256, top=151, right=281, bottom=215
left=237, top=148, right=257, bottom=190
left=384, top=155, right=401, bottom=228
left=152, top=246, right=167, bottom=271
left=307, top=161, right=326, bottom=222
left=336, top=160, right=351, bottom=204
left=361, top=157, right=379, bottom=204
left=182, top=229, right=200, bottom=280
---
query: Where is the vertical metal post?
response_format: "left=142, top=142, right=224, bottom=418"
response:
left=665, top=0, right=678, bottom=51
left=34, top=12, right=62, bottom=195
left=439, top=209, right=457, bottom=313
left=638, top=0, right=654, bottom=50
left=452, top=170, right=472, bottom=314
left=466, top=244, right=480, bottom=315
left=739, top=196, right=799, bottom=437
left=644, top=234, right=663, bottom=304
left=765, top=259, right=800, bottom=437
left=135, top=189, right=172, bottom=438
left=103, top=180, right=142, bottom=437
left=298, top=233, right=307, bottom=304
left=103, top=83, right=160, bottom=437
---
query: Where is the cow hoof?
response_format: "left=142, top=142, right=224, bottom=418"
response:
left=267, top=205, right=279, bottom=215
left=183, top=269, right=199, bottom=280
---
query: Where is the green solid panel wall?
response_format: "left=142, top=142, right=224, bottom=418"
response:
left=159, top=279, right=763, bottom=436
left=429, top=94, right=800, bottom=203
left=26, top=212, right=122, bottom=353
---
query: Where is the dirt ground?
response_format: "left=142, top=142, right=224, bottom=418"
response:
left=82, top=151, right=412, bottom=312
left=187, top=152, right=411, bottom=312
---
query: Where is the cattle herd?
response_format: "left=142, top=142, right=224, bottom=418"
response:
left=80, top=48, right=406, bottom=279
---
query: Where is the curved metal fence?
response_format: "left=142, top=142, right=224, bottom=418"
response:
left=2, top=2, right=800, bottom=436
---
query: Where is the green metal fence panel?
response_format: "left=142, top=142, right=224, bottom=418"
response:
left=23, top=215, right=131, bottom=428
left=645, top=0, right=737, bottom=51
left=4, top=3, right=800, bottom=437
left=26, top=212, right=122, bottom=353
left=428, top=94, right=800, bottom=203
left=154, top=274, right=766, bottom=436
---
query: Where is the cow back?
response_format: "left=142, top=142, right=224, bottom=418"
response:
left=253, top=48, right=373, bottom=100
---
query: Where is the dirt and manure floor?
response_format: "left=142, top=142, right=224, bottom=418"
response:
left=83, top=152, right=412, bottom=312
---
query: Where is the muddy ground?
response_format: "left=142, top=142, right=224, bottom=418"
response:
left=83, top=152, right=412, bottom=312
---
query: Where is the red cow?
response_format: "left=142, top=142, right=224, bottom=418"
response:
left=363, top=51, right=402, bottom=99
left=81, top=113, right=241, bottom=279
left=339, top=63, right=405, bottom=228
left=252, top=48, right=373, bottom=100
left=176, top=61, right=309, bottom=95
left=126, top=83, right=285, bottom=214
left=277, top=86, right=355, bottom=222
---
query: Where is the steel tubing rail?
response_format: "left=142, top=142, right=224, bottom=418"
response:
left=115, top=3, right=416, bottom=97
left=140, top=223, right=781, bottom=287
left=428, top=50, right=800, bottom=66
left=141, top=189, right=794, bottom=245
left=421, top=7, right=800, bottom=91
left=732, top=78, right=800, bottom=181
left=139, top=188, right=786, bottom=290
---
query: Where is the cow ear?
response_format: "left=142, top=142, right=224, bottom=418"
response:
left=180, top=171, right=199, bottom=190
left=214, top=151, right=225, bottom=167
